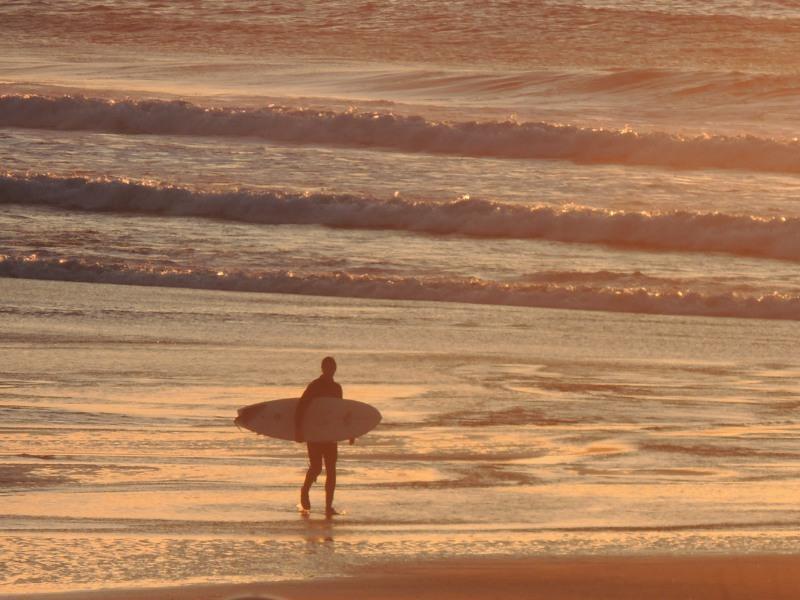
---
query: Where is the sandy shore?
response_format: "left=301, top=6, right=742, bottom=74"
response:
left=10, top=555, right=800, bottom=600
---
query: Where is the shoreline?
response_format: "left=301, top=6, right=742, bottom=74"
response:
left=9, top=554, right=800, bottom=600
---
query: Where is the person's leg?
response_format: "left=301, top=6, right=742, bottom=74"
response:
left=301, top=442, right=323, bottom=509
left=323, top=442, right=338, bottom=512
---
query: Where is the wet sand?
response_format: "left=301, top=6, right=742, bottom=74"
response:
left=13, top=555, right=800, bottom=600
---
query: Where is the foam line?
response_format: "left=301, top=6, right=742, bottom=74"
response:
left=2, top=254, right=798, bottom=321
left=3, top=95, right=800, bottom=172
left=2, top=173, right=799, bottom=261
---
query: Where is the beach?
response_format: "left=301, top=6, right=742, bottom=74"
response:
left=2, top=0, right=800, bottom=597
left=13, top=556, right=800, bottom=600
left=2, top=279, right=798, bottom=594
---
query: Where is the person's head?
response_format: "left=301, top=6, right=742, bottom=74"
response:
left=321, top=356, right=337, bottom=378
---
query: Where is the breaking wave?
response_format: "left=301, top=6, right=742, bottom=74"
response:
left=2, top=173, right=799, bottom=261
left=2, top=254, right=798, bottom=321
left=3, top=94, right=800, bottom=173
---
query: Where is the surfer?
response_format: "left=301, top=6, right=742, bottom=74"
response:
left=295, top=356, right=350, bottom=516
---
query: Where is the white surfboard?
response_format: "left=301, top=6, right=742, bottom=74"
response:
left=234, top=397, right=381, bottom=442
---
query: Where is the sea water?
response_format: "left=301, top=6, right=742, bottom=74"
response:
left=1, top=0, right=800, bottom=594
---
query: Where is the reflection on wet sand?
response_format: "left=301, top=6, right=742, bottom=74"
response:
left=301, top=512, right=336, bottom=545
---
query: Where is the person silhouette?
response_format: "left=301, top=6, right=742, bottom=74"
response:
left=294, top=356, right=351, bottom=516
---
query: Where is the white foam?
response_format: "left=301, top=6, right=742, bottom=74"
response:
left=2, top=95, right=800, bottom=173
left=2, top=254, right=798, bottom=321
left=3, top=173, right=799, bottom=261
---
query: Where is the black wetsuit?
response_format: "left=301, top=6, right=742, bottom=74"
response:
left=295, top=375, right=342, bottom=509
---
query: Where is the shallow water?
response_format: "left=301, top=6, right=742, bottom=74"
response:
left=2, top=279, right=799, bottom=592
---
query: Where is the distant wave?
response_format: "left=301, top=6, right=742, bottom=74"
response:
left=556, top=68, right=800, bottom=106
left=355, top=67, right=800, bottom=107
left=3, top=94, right=800, bottom=173
left=2, top=254, right=798, bottom=321
left=3, top=173, right=799, bottom=261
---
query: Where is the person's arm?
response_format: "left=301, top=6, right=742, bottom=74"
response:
left=295, top=383, right=314, bottom=442
left=337, top=383, right=355, bottom=444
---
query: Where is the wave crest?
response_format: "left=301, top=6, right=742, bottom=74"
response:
left=3, top=95, right=800, bottom=173
left=2, top=254, right=798, bottom=321
left=3, top=173, right=799, bottom=261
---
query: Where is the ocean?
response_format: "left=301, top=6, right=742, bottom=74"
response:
left=2, top=0, right=799, bottom=594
